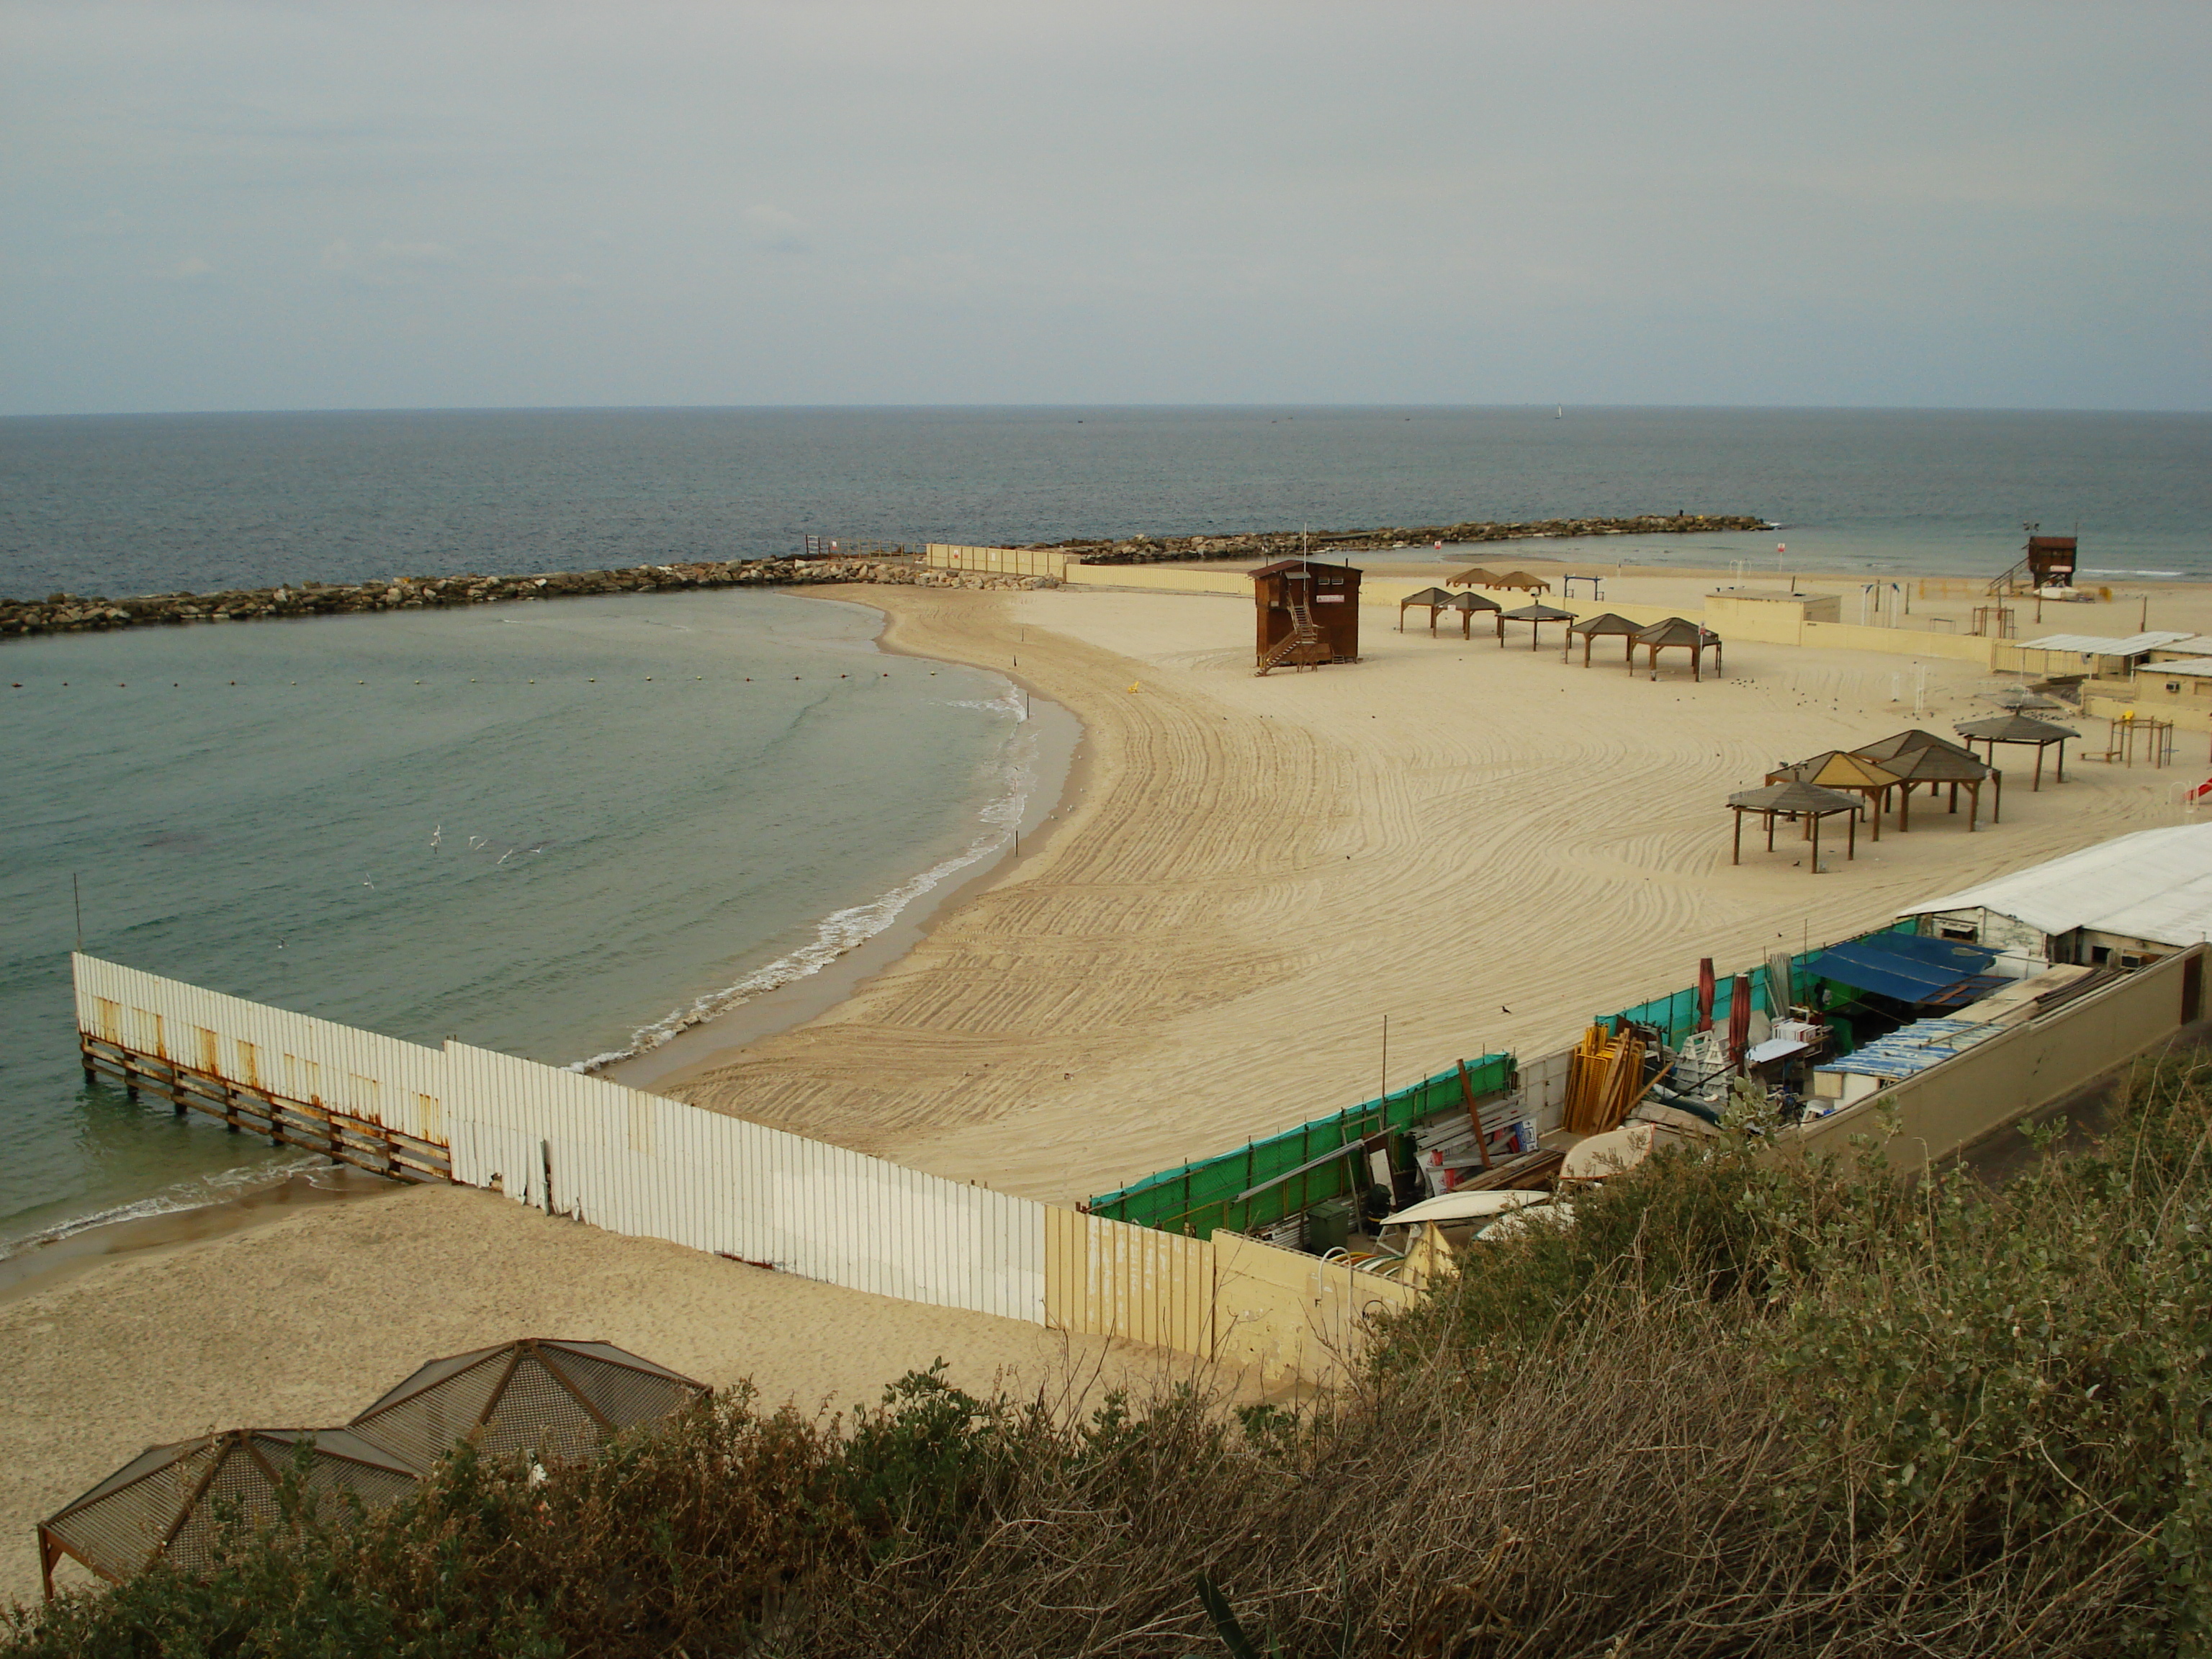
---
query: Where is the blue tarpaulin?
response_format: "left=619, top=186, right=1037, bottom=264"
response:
left=1802, top=932, right=1998, bottom=1005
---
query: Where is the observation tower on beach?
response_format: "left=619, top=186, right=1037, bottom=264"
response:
left=1251, top=558, right=1362, bottom=674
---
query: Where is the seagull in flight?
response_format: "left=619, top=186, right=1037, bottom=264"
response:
left=362, top=876, right=376, bottom=889
left=430, top=823, right=442, bottom=852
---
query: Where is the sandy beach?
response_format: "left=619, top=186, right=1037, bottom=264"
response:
left=8, top=565, right=2201, bottom=1611
left=655, top=575, right=2198, bottom=1199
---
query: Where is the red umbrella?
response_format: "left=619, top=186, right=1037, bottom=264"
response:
left=1727, top=975, right=1753, bottom=1069
left=1695, top=958, right=1716, bottom=1032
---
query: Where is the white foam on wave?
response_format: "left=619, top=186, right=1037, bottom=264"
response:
left=571, top=683, right=1040, bottom=1072
left=0, top=1153, right=326, bottom=1261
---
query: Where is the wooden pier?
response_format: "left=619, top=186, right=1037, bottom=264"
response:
left=78, top=1033, right=451, bottom=1184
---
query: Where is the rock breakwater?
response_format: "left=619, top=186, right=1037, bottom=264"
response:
left=1044, top=513, right=1769, bottom=565
left=1, top=559, right=1057, bottom=641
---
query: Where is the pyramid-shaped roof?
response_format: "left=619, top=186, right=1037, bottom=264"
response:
left=1854, top=729, right=1978, bottom=764
left=1982, top=685, right=2066, bottom=711
left=1954, top=713, right=2078, bottom=742
left=1882, top=744, right=1992, bottom=783
left=1446, top=590, right=1501, bottom=611
left=1778, top=750, right=1900, bottom=790
left=1446, top=566, right=1501, bottom=587
left=1566, top=612, right=1642, bottom=636
left=1727, top=781, right=1864, bottom=815
left=1637, top=616, right=1719, bottom=647
left=1398, top=587, right=1455, bottom=606
left=41, top=1429, right=418, bottom=1586
left=348, top=1338, right=709, bottom=1475
left=1502, top=602, right=1575, bottom=621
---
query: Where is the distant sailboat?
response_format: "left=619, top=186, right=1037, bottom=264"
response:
left=1555, top=405, right=1563, bottom=419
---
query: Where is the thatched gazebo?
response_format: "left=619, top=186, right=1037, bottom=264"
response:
left=349, top=1339, right=711, bottom=1475
left=1563, top=612, right=1643, bottom=666
left=1727, top=781, right=1863, bottom=873
left=1396, top=587, right=1457, bottom=634
left=1767, top=750, right=1902, bottom=840
left=38, top=1429, right=419, bottom=1598
left=1498, top=601, right=1575, bottom=651
left=1445, top=590, right=1503, bottom=640
left=1635, top=617, right=1723, bottom=681
left=1954, top=712, right=2077, bottom=791
left=1446, top=565, right=1501, bottom=588
left=1492, top=570, right=1552, bottom=594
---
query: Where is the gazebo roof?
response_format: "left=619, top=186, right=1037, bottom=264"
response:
left=1566, top=612, right=1642, bottom=636
left=41, top=1429, right=420, bottom=1586
left=1982, top=685, right=2066, bottom=711
left=1954, top=713, right=2079, bottom=742
left=1637, top=616, right=1719, bottom=647
left=1494, top=570, right=1550, bottom=588
left=1446, top=590, right=1501, bottom=611
left=1853, top=728, right=1979, bottom=764
left=1882, top=744, right=1994, bottom=783
left=349, top=1338, right=710, bottom=1474
left=1398, top=587, right=1455, bottom=607
left=1501, top=602, right=1575, bottom=621
left=1446, top=566, right=1501, bottom=587
left=1778, top=750, right=1900, bottom=790
left=1728, top=781, right=1865, bottom=815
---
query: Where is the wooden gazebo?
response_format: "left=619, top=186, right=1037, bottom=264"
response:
left=1397, top=587, right=1457, bottom=634
left=1563, top=612, right=1643, bottom=666
left=1954, top=712, right=2077, bottom=791
left=1879, top=742, right=1997, bottom=830
left=1498, top=601, right=1575, bottom=651
left=1445, top=590, right=1503, bottom=640
left=1446, top=566, right=1501, bottom=589
left=1766, top=750, right=1901, bottom=840
left=1492, top=570, right=1552, bottom=594
left=1727, top=780, right=1863, bottom=873
left=1635, top=617, right=1723, bottom=682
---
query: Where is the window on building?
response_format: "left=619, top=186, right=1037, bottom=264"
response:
left=2091, top=945, right=2113, bottom=966
left=1939, top=924, right=1979, bottom=943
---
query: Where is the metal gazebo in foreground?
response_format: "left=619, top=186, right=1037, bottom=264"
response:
left=347, top=1338, right=711, bottom=1475
left=37, top=1428, right=419, bottom=1599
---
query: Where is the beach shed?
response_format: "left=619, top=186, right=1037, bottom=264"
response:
left=1954, top=712, right=2077, bottom=790
left=1900, top=822, right=2212, bottom=974
left=1726, top=780, right=1863, bottom=873
left=1445, top=590, right=1503, bottom=640
left=1767, top=751, right=1901, bottom=839
left=1251, top=559, right=1361, bottom=672
left=1564, top=612, right=1643, bottom=666
left=1498, top=601, right=1575, bottom=651
left=1635, top=617, right=1723, bottom=682
left=1397, top=587, right=1456, bottom=634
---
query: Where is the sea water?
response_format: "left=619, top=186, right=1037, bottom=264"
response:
left=0, top=591, right=1031, bottom=1249
left=3, top=405, right=2206, bottom=1246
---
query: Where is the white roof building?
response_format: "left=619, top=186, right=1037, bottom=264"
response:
left=2014, top=630, right=2203, bottom=660
left=1901, top=822, right=2212, bottom=961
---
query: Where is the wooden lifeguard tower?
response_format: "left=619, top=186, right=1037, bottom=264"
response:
left=1251, top=559, right=1361, bottom=675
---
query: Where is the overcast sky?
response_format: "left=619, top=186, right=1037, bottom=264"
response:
left=2, top=1, right=2206, bottom=415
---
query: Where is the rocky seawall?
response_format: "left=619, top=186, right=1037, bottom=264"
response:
left=1044, top=513, right=1769, bottom=566
left=1, top=559, right=1057, bottom=641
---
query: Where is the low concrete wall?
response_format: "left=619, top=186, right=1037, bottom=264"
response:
left=1802, top=620, right=1997, bottom=665
left=1797, top=946, right=2202, bottom=1172
left=1211, top=1231, right=1419, bottom=1389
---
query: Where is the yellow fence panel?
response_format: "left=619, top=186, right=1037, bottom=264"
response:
left=1043, top=1209, right=1214, bottom=1357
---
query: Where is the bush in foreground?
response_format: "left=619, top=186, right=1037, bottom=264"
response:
left=10, top=1058, right=2210, bottom=1656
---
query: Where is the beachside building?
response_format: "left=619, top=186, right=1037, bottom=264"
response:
left=1250, top=558, right=1362, bottom=671
left=1899, top=822, right=2212, bottom=971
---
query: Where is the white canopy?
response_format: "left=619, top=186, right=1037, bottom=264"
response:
left=1900, top=822, right=2212, bottom=947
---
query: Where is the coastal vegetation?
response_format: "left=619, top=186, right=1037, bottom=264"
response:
left=9, top=1056, right=2206, bottom=1657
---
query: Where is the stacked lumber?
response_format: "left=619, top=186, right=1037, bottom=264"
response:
left=1563, top=1025, right=1647, bottom=1135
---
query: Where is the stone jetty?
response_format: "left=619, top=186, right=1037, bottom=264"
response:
left=0, top=558, right=1056, bottom=641
left=1046, top=513, right=1769, bottom=566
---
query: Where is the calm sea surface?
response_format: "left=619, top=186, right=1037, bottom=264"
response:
left=1, top=406, right=2206, bottom=1246
left=0, top=591, right=1030, bottom=1249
